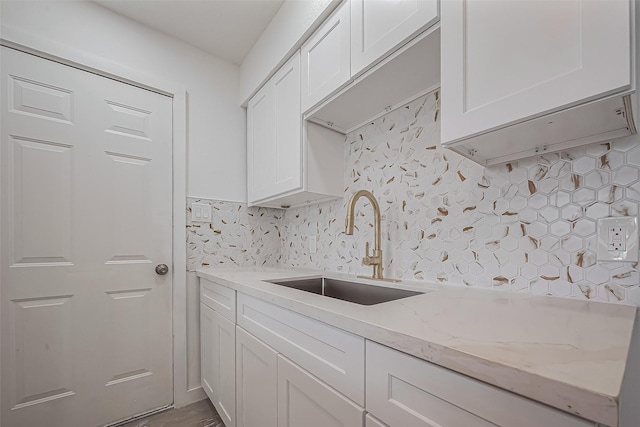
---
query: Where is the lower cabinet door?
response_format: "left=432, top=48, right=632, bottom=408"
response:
left=201, top=303, right=236, bottom=427
left=201, top=303, right=216, bottom=403
left=277, top=355, right=364, bottom=427
left=236, top=327, right=278, bottom=427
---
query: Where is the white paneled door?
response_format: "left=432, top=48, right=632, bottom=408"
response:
left=0, top=47, right=173, bottom=427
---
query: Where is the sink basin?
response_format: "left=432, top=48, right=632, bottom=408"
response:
left=267, top=277, right=422, bottom=305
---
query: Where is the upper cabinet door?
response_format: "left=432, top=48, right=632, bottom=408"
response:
left=441, top=0, right=632, bottom=145
left=272, top=52, right=302, bottom=197
left=247, top=52, right=301, bottom=204
left=247, top=82, right=276, bottom=203
left=350, top=0, right=439, bottom=77
left=301, top=0, right=351, bottom=113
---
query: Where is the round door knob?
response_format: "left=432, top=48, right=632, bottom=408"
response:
left=155, top=264, right=169, bottom=275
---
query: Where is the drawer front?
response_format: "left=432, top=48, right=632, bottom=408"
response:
left=366, top=341, right=595, bottom=427
left=237, top=293, right=365, bottom=405
left=200, top=278, right=236, bottom=322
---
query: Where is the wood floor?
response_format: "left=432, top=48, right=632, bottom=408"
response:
left=119, top=399, right=223, bottom=427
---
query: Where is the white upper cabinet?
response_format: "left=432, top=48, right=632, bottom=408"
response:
left=247, top=52, right=301, bottom=203
left=305, top=0, right=440, bottom=135
left=247, top=51, right=344, bottom=208
left=350, top=0, right=439, bottom=77
left=301, top=0, right=351, bottom=113
left=441, top=0, right=635, bottom=165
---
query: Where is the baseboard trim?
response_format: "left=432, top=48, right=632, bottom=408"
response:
left=185, top=386, right=207, bottom=406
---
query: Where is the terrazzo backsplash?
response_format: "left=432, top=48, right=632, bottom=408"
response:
left=186, top=199, right=281, bottom=271
left=189, top=90, right=640, bottom=306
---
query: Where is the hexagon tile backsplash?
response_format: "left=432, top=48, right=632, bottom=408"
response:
left=186, top=199, right=281, bottom=271
left=188, top=89, right=640, bottom=306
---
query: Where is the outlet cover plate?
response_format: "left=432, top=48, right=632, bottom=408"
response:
left=597, top=216, right=638, bottom=262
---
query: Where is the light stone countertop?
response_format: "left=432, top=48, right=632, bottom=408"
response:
left=196, top=266, right=637, bottom=427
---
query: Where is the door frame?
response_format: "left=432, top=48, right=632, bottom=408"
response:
left=0, top=27, right=191, bottom=409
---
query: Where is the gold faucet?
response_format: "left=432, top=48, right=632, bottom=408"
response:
left=345, top=190, right=398, bottom=282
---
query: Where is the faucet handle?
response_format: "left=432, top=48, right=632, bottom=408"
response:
left=363, top=241, right=381, bottom=267
left=363, top=242, right=371, bottom=265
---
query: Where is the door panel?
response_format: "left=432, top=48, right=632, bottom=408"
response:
left=104, top=288, right=153, bottom=386
left=9, top=75, right=74, bottom=124
left=11, top=295, right=75, bottom=409
left=1, top=46, right=173, bottom=427
left=10, top=136, right=74, bottom=265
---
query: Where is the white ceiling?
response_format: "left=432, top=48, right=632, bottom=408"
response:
left=94, top=0, right=285, bottom=65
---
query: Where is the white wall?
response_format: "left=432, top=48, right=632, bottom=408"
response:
left=239, top=0, right=338, bottom=105
left=1, top=0, right=247, bottom=202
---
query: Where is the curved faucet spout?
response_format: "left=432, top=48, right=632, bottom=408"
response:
left=344, top=190, right=383, bottom=279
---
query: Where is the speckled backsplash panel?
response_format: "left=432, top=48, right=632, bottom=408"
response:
left=279, top=91, right=640, bottom=306
left=186, top=198, right=281, bottom=271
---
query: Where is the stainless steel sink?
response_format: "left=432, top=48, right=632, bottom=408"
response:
left=267, top=277, right=422, bottom=305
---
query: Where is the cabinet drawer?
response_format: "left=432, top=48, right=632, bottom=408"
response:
left=200, top=278, right=236, bottom=322
left=237, top=293, right=365, bottom=405
left=278, top=355, right=364, bottom=427
left=366, top=341, right=595, bottom=427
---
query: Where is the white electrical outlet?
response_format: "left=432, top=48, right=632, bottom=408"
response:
left=597, top=217, right=638, bottom=262
left=309, top=235, right=317, bottom=254
left=191, top=202, right=212, bottom=223
left=609, top=226, right=626, bottom=251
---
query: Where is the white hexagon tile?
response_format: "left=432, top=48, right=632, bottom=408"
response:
left=187, top=89, right=640, bottom=306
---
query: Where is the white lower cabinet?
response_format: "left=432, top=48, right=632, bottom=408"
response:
left=201, top=282, right=600, bottom=427
left=236, top=326, right=278, bottom=427
left=200, top=303, right=236, bottom=427
left=278, top=355, right=365, bottom=427
left=366, top=341, right=596, bottom=427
